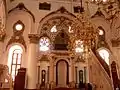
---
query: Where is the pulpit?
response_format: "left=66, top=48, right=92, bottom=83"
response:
left=14, top=68, right=26, bottom=90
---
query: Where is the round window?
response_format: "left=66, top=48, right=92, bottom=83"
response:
left=13, top=20, right=24, bottom=31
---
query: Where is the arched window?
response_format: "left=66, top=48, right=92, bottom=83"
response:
left=8, top=45, right=23, bottom=81
left=98, top=48, right=110, bottom=65
left=39, top=37, right=50, bottom=51
left=98, top=26, right=105, bottom=41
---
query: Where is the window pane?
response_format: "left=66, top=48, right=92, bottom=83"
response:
left=14, top=49, right=22, bottom=54
left=17, top=58, right=21, bottom=64
left=39, top=37, right=50, bottom=51
left=13, top=53, right=17, bottom=59
left=15, top=71, right=18, bottom=75
left=12, top=65, right=16, bottom=71
left=17, top=65, right=20, bottom=70
left=18, top=54, right=22, bottom=59
left=12, top=59, right=17, bottom=64
left=12, top=71, right=15, bottom=76
left=98, top=49, right=109, bottom=65
left=12, top=75, right=15, bottom=81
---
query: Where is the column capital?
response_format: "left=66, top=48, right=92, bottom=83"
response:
left=28, top=34, right=40, bottom=44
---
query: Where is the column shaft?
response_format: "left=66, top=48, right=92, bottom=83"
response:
left=27, top=34, right=39, bottom=89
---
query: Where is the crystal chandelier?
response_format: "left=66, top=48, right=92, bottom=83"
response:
left=69, top=1, right=98, bottom=60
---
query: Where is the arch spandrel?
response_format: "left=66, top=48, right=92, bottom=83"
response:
left=38, top=7, right=76, bottom=34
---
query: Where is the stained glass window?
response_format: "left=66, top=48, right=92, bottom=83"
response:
left=39, top=37, right=50, bottom=51
left=98, top=49, right=110, bottom=65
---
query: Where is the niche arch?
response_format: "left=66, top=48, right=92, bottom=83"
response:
left=56, top=59, right=69, bottom=86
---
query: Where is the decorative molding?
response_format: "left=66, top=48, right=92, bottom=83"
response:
left=39, top=6, right=76, bottom=24
left=52, top=51, right=70, bottom=56
left=75, top=56, right=85, bottom=63
left=39, top=55, right=49, bottom=62
left=8, top=3, right=35, bottom=22
left=6, top=35, right=27, bottom=50
left=40, top=16, right=73, bottom=44
left=6, top=20, right=26, bottom=50
left=28, top=34, right=40, bottom=44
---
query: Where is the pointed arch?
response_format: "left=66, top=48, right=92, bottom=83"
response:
left=8, top=3, right=35, bottom=22
left=38, top=6, right=76, bottom=34
left=7, top=44, right=24, bottom=81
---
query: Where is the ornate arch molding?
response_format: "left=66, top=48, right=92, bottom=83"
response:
left=38, top=7, right=76, bottom=34
left=53, top=57, right=71, bottom=66
left=8, top=3, right=35, bottom=22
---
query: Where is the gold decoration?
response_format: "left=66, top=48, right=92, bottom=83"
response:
left=69, top=11, right=98, bottom=60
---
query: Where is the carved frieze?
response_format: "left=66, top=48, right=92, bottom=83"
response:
left=7, top=35, right=27, bottom=50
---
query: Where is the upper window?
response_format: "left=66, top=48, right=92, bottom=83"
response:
left=8, top=45, right=23, bottom=81
left=98, top=26, right=105, bottom=36
left=39, top=37, right=50, bottom=51
left=13, top=20, right=24, bottom=31
left=15, top=24, right=23, bottom=31
left=39, top=2, right=51, bottom=10
left=98, top=48, right=110, bottom=65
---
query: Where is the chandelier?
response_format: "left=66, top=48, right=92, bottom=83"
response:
left=69, top=2, right=99, bottom=60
